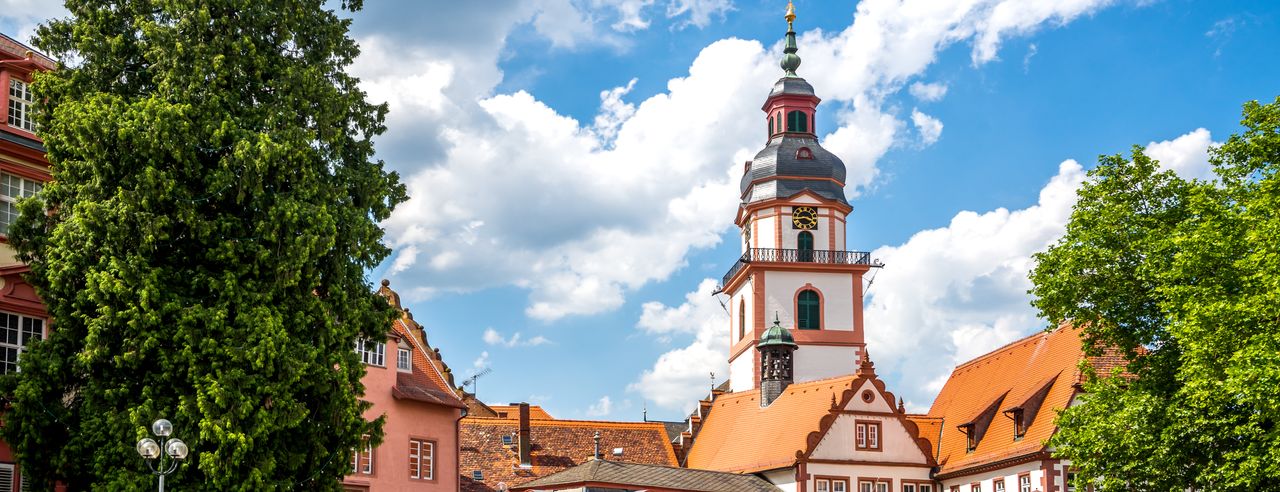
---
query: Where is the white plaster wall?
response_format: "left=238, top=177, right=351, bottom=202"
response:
left=835, top=216, right=846, bottom=251
left=794, top=345, right=860, bottom=383
left=765, top=271, right=856, bottom=331
left=941, top=463, right=1044, bottom=492
left=845, top=380, right=895, bottom=413
left=811, top=414, right=929, bottom=463
left=763, top=468, right=799, bottom=492
left=729, top=353, right=755, bottom=393
left=805, top=463, right=934, bottom=491
left=757, top=213, right=778, bottom=249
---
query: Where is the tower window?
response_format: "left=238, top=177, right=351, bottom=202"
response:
left=786, top=110, right=808, bottom=133
left=797, top=231, right=814, bottom=262
left=796, top=147, right=814, bottom=159
left=738, top=299, right=746, bottom=341
left=776, top=112, right=783, bottom=133
left=768, top=116, right=774, bottom=137
left=797, top=290, right=820, bottom=329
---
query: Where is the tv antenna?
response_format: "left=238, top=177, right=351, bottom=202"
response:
left=463, top=367, right=493, bottom=398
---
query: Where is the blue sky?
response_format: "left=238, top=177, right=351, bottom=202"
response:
left=3, top=0, right=1277, bottom=421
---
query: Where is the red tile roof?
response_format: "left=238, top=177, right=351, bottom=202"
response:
left=489, top=405, right=554, bottom=420
left=459, top=417, right=678, bottom=492
left=922, top=325, right=1111, bottom=478
left=389, top=316, right=465, bottom=409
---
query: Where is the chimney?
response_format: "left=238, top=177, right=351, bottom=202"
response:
left=518, top=403, right=532, bottom=468
left=593, top=431, right=602, bottom=460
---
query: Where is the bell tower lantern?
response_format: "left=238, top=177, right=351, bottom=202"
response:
left=721, top=2, right=882, bottom=394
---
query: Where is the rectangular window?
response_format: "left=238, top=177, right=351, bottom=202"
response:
left=919, top=486, right=932, bottom=492
left=876, top=482, right=888, bottom=492
left=0, top=173, right=43, bottom=235
left=7, top=78, right=35, bottom=132
left=904, top=485, right=916, bottom=492
left=351, top=437, right=374, bottom=475
left=816, top=479, right=830, bottom=492
left=409, top=439, right=433, bottom=480
left=994, top=479, right=1005, bottom=492
left=860, top=482, right=874, bottom=492
left=397, top=348, right=411, bottom=371
left=855, top=421, right=882, bottom=451
left=1019, top=475, right=1031, bottom=492
left=1065, top=471, right=1076, bottom=492
left=354, top=338, right=385, bottom=367
left=971, top=483, right=981, bottom=492
left=0, top=313, right=44, bottom=374
left=833, top=480, right=847, bottom=492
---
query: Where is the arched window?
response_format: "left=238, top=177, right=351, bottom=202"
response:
left=768, top=116, right=774, bottom=137
left=786, top=110, right=809, bottom=133
left=797, top=290, right=820, bottom=329
left=796, top=147, right=814, bottom=159
left=797, top=231, right=814, bottom=262
left=738, top=299, right=746, bottom=341
left=776, top=112, right=783, bottom=133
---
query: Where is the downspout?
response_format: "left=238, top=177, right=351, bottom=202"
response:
left=455, top=406, right=467, bottom=490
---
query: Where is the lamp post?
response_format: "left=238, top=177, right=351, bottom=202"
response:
left=136, top=418, right=189, bottom=492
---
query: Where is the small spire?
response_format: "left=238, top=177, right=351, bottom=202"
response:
left=781, top=1, right=802, bottom=76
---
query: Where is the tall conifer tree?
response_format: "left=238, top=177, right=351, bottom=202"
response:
left=1, top=1, right=405, bottom=489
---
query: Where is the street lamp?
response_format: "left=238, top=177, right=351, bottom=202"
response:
left=137, top=418, right=189, bottom=492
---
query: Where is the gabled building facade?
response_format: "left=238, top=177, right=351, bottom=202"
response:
left=343, top=280, right=467, bottom=491
left=0, top=31, right=55, bottom=492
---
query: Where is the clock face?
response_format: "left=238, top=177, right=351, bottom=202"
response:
left=792, top=206, right=818, bottom=230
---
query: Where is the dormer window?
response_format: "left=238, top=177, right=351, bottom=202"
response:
left=796, top=147, right=814, bottom=159
left=958, top=423, right=977, bottom=452
left=7, top=77, right=35, bottom=132
left=397, top=347, right=411, bottom=372
left=786, top=110, right=809, bottom=133
left=1007, top=408, right=1026, bottom=440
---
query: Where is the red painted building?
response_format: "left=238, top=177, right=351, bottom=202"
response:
left=0, top=31, right=54, bottom=492
left=343, top=281, right=467, bottom=491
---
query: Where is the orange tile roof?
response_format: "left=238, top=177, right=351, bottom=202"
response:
left=489, top=405, right=555, bottom=420
left=684, top=375, right=856, bottom=473
left=923, top=325, right=1096, bottom=478
left=460, top=417, right=678, bottom=492
left=389, top=316, right=465, bottom=409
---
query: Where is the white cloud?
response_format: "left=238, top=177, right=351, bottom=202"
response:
left=908, top=81, right=948, bottom=102
left=628, top=279, right=728, bottom=410
left=473, top=351, right=491, bottom=370
left=1146, top=128, right=1217, bottom=181
left=372, top=0, right=1134, bottom=321
left=586, top=396, right=614, bottom=417
left=0, top=0, right=66, bottom=43
left=911, top=109, right=944, bottom=145
left=482, top=328, right=552, bottom=347
left=862, top=160, right=1087, bottom=410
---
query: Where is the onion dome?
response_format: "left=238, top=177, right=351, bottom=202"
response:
left=757, top=314, right=798, bottom=349
left=741, top=1, right=850, bottom=209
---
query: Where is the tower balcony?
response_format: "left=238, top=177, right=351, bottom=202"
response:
left=721, top=248, right=878, bottom=287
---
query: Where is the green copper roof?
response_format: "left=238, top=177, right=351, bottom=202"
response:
left=757, top=314, right=798, bottom=349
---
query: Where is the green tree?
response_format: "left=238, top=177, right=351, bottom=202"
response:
left=1, top=0, right=405, bottom=489
left=1031, top=97, right=1280, bottom=490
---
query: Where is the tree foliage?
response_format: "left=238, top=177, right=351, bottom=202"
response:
left=1031, top=97, right=1280, bottom=490
left=1, top=0, right=404, bottom=489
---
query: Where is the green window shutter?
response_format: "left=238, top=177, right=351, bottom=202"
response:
left=797, top=290, right=820, bottom=329
left=786, top=111, right=809, bottom=133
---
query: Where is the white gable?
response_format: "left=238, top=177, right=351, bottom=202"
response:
left=809, top=414, right=931, bottom=464
left=844, top=379, right=895, bottom=413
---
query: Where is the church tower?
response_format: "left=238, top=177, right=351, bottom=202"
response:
left=721, top=2, right=880, bottom=393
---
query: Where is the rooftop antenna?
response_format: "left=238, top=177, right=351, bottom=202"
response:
left=462, top=367, right=493, bottom=399
left=710, top=372, right=716, bottom=392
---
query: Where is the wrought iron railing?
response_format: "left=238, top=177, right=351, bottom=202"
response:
left=721, top=248, right=876, bottom=286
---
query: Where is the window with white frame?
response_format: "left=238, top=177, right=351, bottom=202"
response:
left=409, top=439, right=433, bottom=480
left=0, top=312, right=43, bottom=374
left=855, top=420, right=882, bottom=451
left=860, top=481, right=874, bottom=492
left=0, top=173, right=43, bottom=235
left=354, top=338, right=385, bottom=366
left=971, top=483, right=982, bottom=492
left=875, top=482, right=887, bottom=492
left=919, top=486, right=932, bottom=492
left=904, top=485, right=916, bottom=492
left=833, top=480, right=847, bottom=492
left=7, top=78, right=35, bottom=132
left=350, top=436, right=374, bottom=475
left=397, top=347, right=411, bottom=372
left=816, top=479, right=830, bottom=492
left=1018, top=475, right=1031, bottom=492
left=995, top=479, right=1006, bottom=492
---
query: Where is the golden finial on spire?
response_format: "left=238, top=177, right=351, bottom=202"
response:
left=785, top=1, right=796, bottom=27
